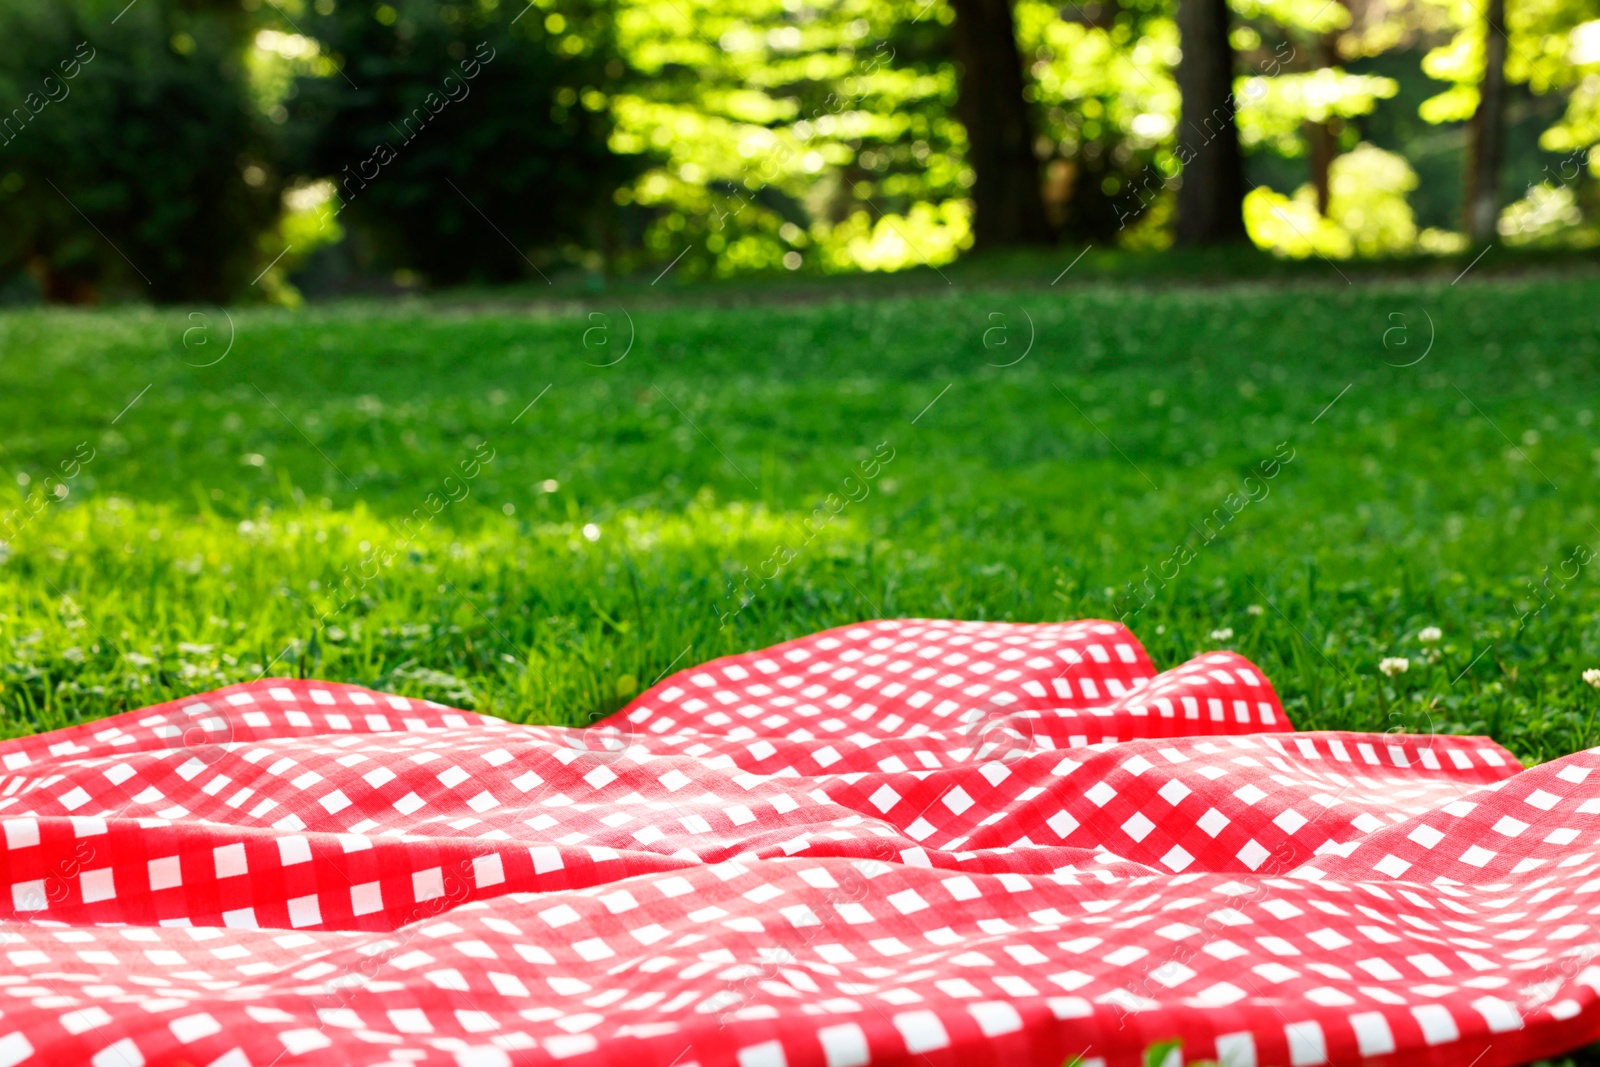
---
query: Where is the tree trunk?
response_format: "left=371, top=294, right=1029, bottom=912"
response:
left=1307, top=119, right=1335, bottom=216
left=1307, top=32, right=1339, bottom=216
left=949, top=0, right=1052, bottom=247
left=1463, top=0, right=1508, bottom=242
left=1174, top=0, right=1247, bottom=244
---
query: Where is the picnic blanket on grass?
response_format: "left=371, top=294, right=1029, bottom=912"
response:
left=1, top=618, right=1598, bottom=1067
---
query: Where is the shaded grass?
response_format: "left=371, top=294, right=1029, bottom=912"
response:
left=1, top=267, right=1598, bottom=763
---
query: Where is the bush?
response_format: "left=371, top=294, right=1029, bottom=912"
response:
left=283, top=0, right=637, bottom=285
left=0, top=0, right=280, bottom=303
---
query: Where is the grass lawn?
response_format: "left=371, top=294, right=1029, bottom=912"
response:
left=2, top=264, right=1599, bottom=763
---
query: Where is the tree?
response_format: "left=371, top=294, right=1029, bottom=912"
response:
left=948, top=0, right=1052, bottom=247
left=1462, top=0, right=1508, bottom=242
left=1174, top=0, right=1247, bottom=243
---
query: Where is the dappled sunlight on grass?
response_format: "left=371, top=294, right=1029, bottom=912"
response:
left=3, top=275, right=1600, bottom=760
left=0, top=494, right=880, bottom=737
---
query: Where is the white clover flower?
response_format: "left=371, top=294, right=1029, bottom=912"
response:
left=1246, top=604, right=1264, bottom=616
left=1210, top=627, right=1234, bottom=641
left=1379, top=657, right=1410, bottom=677
left=1585, top=668, right=1600, bottom=689
left=1417, top=627, right=1442, bottom=643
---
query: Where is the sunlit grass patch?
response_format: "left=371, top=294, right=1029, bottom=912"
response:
left=2, top=270, right=1599, bottom=761
left=0, top=494, right=879, bottom=737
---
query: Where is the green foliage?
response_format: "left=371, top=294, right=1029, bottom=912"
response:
left=1245, top=143, right=1423, bottom=257
left=1014, top=0, right=1179, bottom=238
left=0, top=0, right=1598, bottom=293
left=283, top=0, right=637, bottom=284
left=1236, top=70, right=1398, bottom=156
left=610, top=0, right=969, bottom=276
left=0, top=0, right=279, bottom=302
left=1, top=268, right=1599, bottom=765
left=1501, top=181, right=1598, bottom=248
left=1417, top=0, right=1600, bottom=127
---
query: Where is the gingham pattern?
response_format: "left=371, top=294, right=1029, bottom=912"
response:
left=0, top=618, right=1595, bottom=1067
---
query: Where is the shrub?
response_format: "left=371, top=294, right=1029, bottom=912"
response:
left=0, top=0, right=279, bottom=303
left=283, top=0, right=637, bottom=285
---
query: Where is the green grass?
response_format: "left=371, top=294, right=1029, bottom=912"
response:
left=2, top=266, right=1599, bottom=763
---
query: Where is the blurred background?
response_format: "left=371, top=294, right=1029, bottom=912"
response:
left=0, top=0, right=1594, bottom=303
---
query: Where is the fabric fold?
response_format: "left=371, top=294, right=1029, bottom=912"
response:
left=0, top=618, right=1595, bottom=1067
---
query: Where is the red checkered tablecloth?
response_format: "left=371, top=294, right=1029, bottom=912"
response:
left=0, top=619, right=1594, bottom=1067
